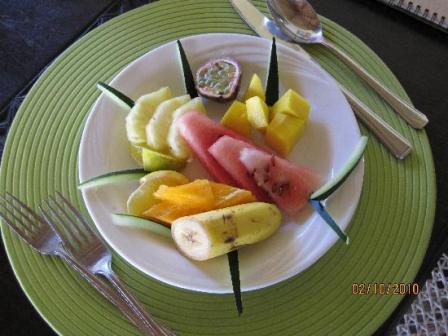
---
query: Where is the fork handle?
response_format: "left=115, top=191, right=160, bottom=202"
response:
left=102, top=271, right=175, bottom=336
left=57, top=251, right=172, bottom=335
left=321, top=38, right=428, bottom=129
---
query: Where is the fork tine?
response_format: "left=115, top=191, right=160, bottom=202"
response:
left=5, top=192, right=45, bottom=227
left=55, top=192, right=97, bottom=237
left=39, top=199, right=80, bottom=253
left=0, top=205, right=32, bottom=241
left=0, top=194, right=41, bottom=231
left=48, top=195, right=92, bottom=243
left=0, top=199, right=34, bottom=235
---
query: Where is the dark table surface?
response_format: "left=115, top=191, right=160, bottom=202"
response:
left=0, top=0, right=447, bottom=335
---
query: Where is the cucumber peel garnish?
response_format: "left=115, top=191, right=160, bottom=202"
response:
left=265, top=37, right=279, bottom=106
left=311, top=136, right=368, bottom=201
left=112, top=214, right=171, bottom=238
left=97, top=81, right=135, bottom=110
left=78, top=169, right=146, bottom=190
left=177, top=40, right=198, bottom=98
left=309, top=136, right=368, bottom=243
left=227, top=250, right=243, bottom=316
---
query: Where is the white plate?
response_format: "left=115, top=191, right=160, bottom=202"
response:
left=79, top=33, right=363, bottom=294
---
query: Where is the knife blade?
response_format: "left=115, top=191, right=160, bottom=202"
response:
left=230, top=0, right=412, bottom=159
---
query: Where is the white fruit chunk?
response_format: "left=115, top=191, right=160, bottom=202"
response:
left=146, top=95, right=191, bottom=152
left=167, top=97, right=207, bottom=159
left=126, top=87, right=172, bottom=144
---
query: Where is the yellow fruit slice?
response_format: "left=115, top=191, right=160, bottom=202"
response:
left=266, top=113, right=306, bottom=157
left=243, top=74, right=266, bottom=101
left=146, top=95, right=191, bottom=152
left=271, top=89, right=310, bottom=121
left=126, top=87, right=172, bottom=145
left=153, top=179, right=215, bottom=210
left=210, top=182, right=256, bottom=208
left=127, top=171, right=189, bottom=216
left=167, top=97, right=207, bottom=160
left=142, top=202, right=203, bottom=224
left=246, top=96, right=270, bottom=132
left=220, top=101, right=251, bottom=137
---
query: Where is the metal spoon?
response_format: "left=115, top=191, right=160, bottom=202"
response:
left=267, top=0, right=428, bottom=129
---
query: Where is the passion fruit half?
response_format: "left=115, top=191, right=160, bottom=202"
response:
left=195, top=58, right=242, bottom=102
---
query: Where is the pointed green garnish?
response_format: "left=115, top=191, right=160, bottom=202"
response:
left=309, top=200, right=349, bottom=244
left=228, top=250, right=243, bottom=316
left=265, top=37, right=279, bottom=106
left=97, top=81, right=135, bottom=110
left=177, top=40, right=198, bottom=98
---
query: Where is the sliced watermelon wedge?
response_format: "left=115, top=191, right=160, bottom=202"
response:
left=239, top=147, right=321, bottom=215
left=177, top=111, right=253, bottom=185
left=209, top=136, right=271, bottom=202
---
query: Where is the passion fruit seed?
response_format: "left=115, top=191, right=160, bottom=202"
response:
left=195, top=58, right=242, bottom=102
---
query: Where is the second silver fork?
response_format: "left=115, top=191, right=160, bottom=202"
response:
left=39, top=192, right=174, bottom=336
left=0, top=192, right=173, bottom=335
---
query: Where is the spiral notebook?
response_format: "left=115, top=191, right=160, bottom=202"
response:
left=377, top=0, right=448, bottom=33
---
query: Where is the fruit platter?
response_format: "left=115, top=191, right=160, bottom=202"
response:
left=79, top=33, right=365, bottom=296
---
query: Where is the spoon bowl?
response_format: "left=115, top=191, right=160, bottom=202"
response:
left=267, top=0, right=323, bottom=44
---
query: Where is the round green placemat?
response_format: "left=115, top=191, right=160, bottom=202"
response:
left=0, top=0, right=435, bottom=335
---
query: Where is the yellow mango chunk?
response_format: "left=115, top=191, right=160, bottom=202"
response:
left=271, top=89, right=310, bottom=121
left=266, top=113, right=306, bottom=157
left=220, top=101, right=252, bottom=137
left=153, top=179, right=215, bottom=209
left=246, top=96, right=270, bottom=132
left=243, top=74, right=266, bottom=101
left=210, top=182, right=256, bottom=208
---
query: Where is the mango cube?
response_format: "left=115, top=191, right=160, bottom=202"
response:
left=266, top=113, right=306, bottom=157
left=244, top=73, right=266, bottom=101
left=271, top=89, right=310, bottom=121
left=246, top=96, right=270, bottom=132
left=220, top=101, right=251, bottom=137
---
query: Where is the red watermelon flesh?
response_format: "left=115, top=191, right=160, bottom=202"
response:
left=177, top=111, right=255, bottom=185
left=240, top=147, right=321, bottom=215
left=209, top=136, right=272, bottom=202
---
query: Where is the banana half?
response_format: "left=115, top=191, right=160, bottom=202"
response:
left=171, top=202, right=281, bottom=261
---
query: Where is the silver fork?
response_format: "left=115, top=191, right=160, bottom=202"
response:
left=38, top=192, right=175, bottom=336
left=0, top=193, right=174, bottom=336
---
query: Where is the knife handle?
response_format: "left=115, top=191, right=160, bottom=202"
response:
left=322, top=38, right=428, bottom=129
left=340, top=85, right=412, bottom=159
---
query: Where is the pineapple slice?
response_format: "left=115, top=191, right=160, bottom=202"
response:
left=271, top=89, right=310, bottom=121
left=146, top=95, right=191, bottom=152
left=265, top=113, right=306, bottom=157
left=126, top=87, right=172, bottom=145
left=246, top=96, right=270, bottom=132
left=220, top=101, right=251, bottom=137
left=243, top=74, right=266, bottom=101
